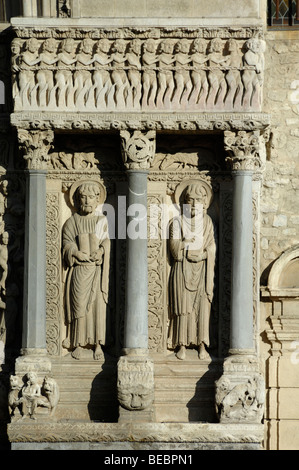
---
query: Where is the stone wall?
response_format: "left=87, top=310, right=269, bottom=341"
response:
left=260, top=30, right=299, bottom=450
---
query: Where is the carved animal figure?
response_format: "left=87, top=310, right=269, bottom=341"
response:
left=8, top=375, right=23, bottom=417
left=42, top=376, right=60, bottom=416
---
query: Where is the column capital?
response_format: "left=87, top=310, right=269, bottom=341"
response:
left=224, top=130, right=262, bottom=172
left=120, top=130, right=156, bottom=171
left=17, top=129, right=54, bottom=170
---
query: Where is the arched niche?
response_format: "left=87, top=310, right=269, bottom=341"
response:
left=265, top=245, right=299, bottom=317
left=268, top=244, right=299, bottom=295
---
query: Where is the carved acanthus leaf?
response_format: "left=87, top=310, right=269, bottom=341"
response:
left=224, top=130, right=262, bottom=171
left=18, top=130, right=54, bottom=170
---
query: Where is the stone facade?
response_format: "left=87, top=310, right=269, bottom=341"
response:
left=0, top=0, right=298, bottom=452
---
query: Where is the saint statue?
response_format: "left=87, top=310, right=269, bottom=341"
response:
left=168, top=180, right=216, bottom=360
left=62, top=180, right=111, bottom=360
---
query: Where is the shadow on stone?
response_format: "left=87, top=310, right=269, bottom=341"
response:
left=187, top=359, right=223, bottom=423
left=88, top=352, right=119, bottom=422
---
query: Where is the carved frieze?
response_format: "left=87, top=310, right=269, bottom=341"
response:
left=11, top=32, right=265, bottom=114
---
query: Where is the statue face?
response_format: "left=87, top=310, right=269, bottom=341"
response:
left=184, top=185, right=208, bottom=216
left=78, top=187, right=100, bottom=215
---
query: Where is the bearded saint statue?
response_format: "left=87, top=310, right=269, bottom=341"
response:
left=167, top=180, right=217, bottom=360
left=62, top=180, right=111, bottom=360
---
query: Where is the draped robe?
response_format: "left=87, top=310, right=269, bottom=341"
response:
left=168, top=212, right=216, bottom=349
left=62, top=213, right=111, bottom=350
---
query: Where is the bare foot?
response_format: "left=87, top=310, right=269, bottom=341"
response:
left=62, top=337, right=70, bottom=349
left=198, top=343, right=209, bottom=360
left=94, top=344, right=104, bottom=361
left=71, top=346, right=83, bottom=360
left=176, top=345, right=186, bottom=360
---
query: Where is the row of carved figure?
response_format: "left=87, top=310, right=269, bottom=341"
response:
left=12, top=36, right=265, bottom=111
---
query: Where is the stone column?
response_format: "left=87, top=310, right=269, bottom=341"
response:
left=117, top=130, right=156, bottom=422
left=214, top=130, right=265, bottom=424
left=15, top=130, right=54, bottom=375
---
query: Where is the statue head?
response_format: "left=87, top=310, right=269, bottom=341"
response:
left=69, top=180, right=107, bottom=214
left=182, top=181, right=213, bottom=216
left=76, top=182, right=101, bottom=215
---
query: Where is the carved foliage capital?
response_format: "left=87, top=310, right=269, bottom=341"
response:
left=120, top=130, right=156, bottom=171
left=17, top=129, right=54, bottom=170
left=224, top=130, right=262, bottom=171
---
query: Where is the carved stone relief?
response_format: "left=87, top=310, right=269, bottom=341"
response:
left=61, top=179, right=112, bottom=361
left=215, top=355, right=265, bottom=424
left=11, top=31, right=265, bottom=114
left=117, top=355, right=154, bottom=411
left=8, top=372, right=59, bottom=421
left=167, top=179, right=217, bottom=360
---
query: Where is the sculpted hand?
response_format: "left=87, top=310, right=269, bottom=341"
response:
left=90, top=248, right=104, bottom=265
left=75, top=251, right=90, bottom=262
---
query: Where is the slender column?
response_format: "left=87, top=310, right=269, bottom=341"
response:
left=117, top=130, right=156, bottom=421
left=16, top=130, right=54, bottom=370
left=125, top=169, right=149, bottom=349
left=224, top=130, right=261, bottom=354
left=214, top=130, right=265, bottom=425
left=230, top=169, right=254, bottom=351
left=23, top=168, right=48, bottom=351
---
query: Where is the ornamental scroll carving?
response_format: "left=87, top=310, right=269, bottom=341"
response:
left=120, top=130, right=156, bottom=170
left=11, top=35, right=265, bottom=113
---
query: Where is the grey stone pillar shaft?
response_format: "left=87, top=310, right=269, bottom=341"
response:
left=124, top=170, right=149, bottom=350
left=230, top=170, right=254, bottom=352
left=22, top=169, right=47, bottom=352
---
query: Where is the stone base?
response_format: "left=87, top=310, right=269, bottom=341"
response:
left=7, top=422, right=264, bottom=450
left=215, top=354, right=265, bottom=424
left=118, top=406, right=155, bottom=423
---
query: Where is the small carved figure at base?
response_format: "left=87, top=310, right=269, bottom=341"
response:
left=8, top=372, right=60, bottom=421
left=8, top=375, right=23, bottom=420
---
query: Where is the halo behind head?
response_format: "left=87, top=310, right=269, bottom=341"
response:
left=174, top=178, right=213, bottom=209
left=69, top=180, right=107, bottom=210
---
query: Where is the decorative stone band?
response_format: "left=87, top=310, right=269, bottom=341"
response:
left=120, top=130, right=156, bottom=170
left=10, top=111, right=271, bottom=133
left=11, top=29, right=265, bottom=114
left=224, top=130, right=263, bottom=171
left=17, top=129, right=55, bottom=170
